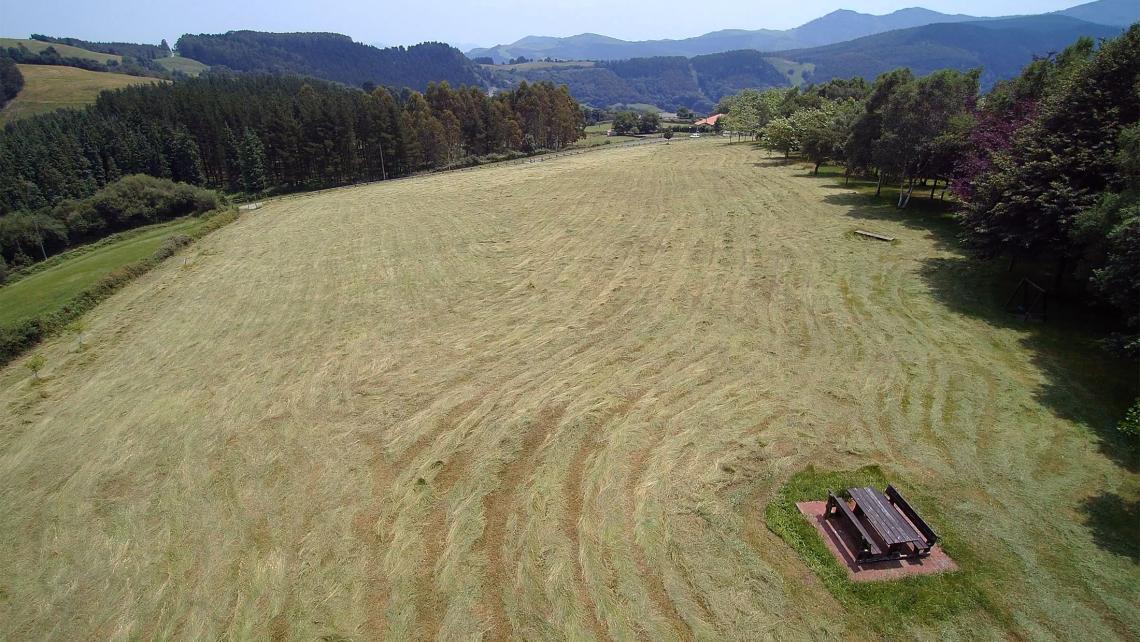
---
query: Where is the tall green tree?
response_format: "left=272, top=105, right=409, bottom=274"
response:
left=238, top=128, right=268, bottom=193
left=612, top=111, right=639, bottom=135
left=960, top=25, right=1140, bottom=275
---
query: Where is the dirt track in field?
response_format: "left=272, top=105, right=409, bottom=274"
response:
left=1, top=140, right=1136, bottom=641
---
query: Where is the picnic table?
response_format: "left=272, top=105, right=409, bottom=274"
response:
left=824, top=484, right=938, bottom=564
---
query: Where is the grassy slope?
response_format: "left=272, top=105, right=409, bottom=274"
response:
left=765, top=57, right=816, bottom=87
left=0, top=141, right=1135, bottom=640
left=0, top=218, right=211, bottom=329
left=154, top=55, right=209, bottom=76
left=0, top=64, right=163, bottom=123
left=0, top=37, right=121, bottom=64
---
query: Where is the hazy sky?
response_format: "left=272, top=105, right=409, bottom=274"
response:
left=0, top=0, right=1084, bottom=49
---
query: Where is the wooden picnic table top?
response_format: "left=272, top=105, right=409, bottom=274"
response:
left=849, top=486, right=924, bottom=547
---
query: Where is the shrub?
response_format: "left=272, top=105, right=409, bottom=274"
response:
left=57, top=174, right=220, bottom=239
left=1120, top=400, right=1140, bottom=438
left=65, top=320, right=85, bottom=347
left=152, top=234, right=193, bottom=261
left=1, top=175, right=221, bottom=271
left=24, top=354, right=45, bottom=379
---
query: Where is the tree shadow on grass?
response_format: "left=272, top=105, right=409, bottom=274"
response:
left=1078, top=493, right=1140, bottom=562
left=751, top=158, right=800, bottom=168
left=920, top=254, right=1136, bottom=465
left=818, top=188, right=1138, bottom=472
left=821, top=192, right=961, bottom=253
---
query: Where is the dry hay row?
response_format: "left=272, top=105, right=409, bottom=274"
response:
left=352, top=144, right=786, bottom=640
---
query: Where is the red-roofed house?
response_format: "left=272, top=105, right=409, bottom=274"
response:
left=693, top=113, right=725, bottom=127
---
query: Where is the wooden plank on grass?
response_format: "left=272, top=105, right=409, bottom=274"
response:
left=855, top=230, right=895, bottom=242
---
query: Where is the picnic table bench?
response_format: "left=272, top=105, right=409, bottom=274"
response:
left=824, top=484, right=938, bottom=564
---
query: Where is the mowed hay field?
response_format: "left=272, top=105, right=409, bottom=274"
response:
left=0, top=64, right=163, bottom=124
left=1, top=141, right=1136, bottom=640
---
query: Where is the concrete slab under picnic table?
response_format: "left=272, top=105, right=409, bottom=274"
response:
left=796, top=500, right=958, bottom=582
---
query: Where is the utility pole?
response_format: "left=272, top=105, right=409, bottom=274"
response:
left=378, top=138, right=388, bottom=181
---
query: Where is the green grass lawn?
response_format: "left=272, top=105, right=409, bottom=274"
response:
left=0, top=217, right=210, bottom=329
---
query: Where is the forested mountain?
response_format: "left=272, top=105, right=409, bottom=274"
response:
left=1055, top=0, right=1140, bottom=27
left=486, top=50, right=787, bottom=111
left=175, top=32, right=481, bottom=90
left=776, top=15, right=1125, bottom=88
left=482, top=14, right=1122, bottom=110
left=467, top=7, right=984, bottom=62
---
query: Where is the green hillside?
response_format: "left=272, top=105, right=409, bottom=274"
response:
left=0, top=38, right=121, bottom=64
left=154, top=55, right=209, bottom=76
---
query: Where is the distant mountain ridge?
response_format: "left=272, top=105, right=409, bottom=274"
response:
left=776, top=14, right=1125, bottom=88
left=467, top=0, right=1138, bottom=62
left=467, top=7, right=984, bottom=62
left=1054, top=0, right=1139, bottom=26
left=487, top=14, right=1125, bottom=112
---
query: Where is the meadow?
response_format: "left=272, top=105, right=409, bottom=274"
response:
left=0, top=64, right=163, bottom=123
left=0, top=140, right=1135, bottom=640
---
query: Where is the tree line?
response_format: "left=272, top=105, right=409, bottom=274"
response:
left=611, top=110, right=660, bottom=135
left=0, top=56, right=22, bottom=109
left=723, top=26, right=1139, bottom=351
left=0, top=74, right=584, bottom=267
